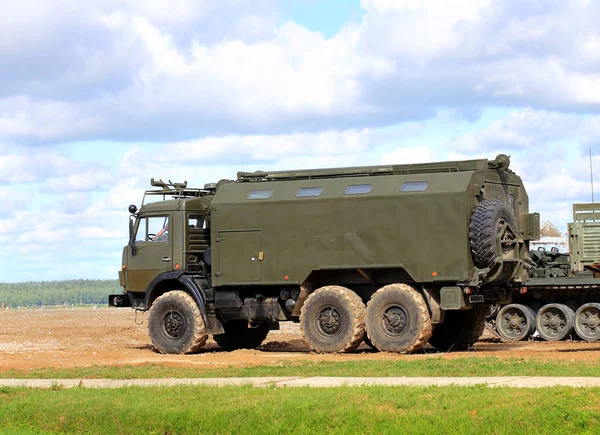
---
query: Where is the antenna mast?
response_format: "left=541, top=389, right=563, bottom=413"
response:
left=591, top=149, right=595, bottom=203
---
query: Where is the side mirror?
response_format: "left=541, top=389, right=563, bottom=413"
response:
left=128, top=204, right=138, bottom=214
left=129, top=216, right=137, bottom=257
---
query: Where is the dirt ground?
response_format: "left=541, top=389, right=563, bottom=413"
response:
left=1, top=307, right=600, bottom=371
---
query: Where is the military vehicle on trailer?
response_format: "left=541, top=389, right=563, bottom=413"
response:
left=492, top=202, right=600, bottom=343
left=110, top=154, right=542, bottom=354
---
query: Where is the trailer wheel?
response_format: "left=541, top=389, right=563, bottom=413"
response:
left=428, top=307, right=487, bottom=351
left=536, top=303, right=575, bottom=341
left=574, top=303, right=600, bottom=342
left=365, top=284, right=432, bottom=353
left=300, top=286, right=366, bottom=353
left=213, top=321, right=270, bottom=350
left=148, top=291, right=208, bottom=354
left=496, top=304, right=535, bottom=342
left=469, top=200, right=517, bottom=269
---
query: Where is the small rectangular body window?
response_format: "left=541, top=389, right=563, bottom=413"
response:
left=345, top=184, right=372, bottom=195
left=400, top=181, right=429, bottom=192
left=189, top=214, right=207, bottom=230
left=296, top=187, right=323, bottom=197
left=248, top=190, right=274, bottom=200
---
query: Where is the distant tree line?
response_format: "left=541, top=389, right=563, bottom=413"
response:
left=0, top=279, right=121, bottom=307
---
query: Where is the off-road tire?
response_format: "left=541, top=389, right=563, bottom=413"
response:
left=300, top=285, right=366, bottom=353
left=213, top=321, right=270, bottom=350
left=428, top=307, right=487, bottom=351
left=469, top=199, right=517, bottom=269
left=365, top=284, right=432, bottom=353
left=148, top=291, right=208, bottom=354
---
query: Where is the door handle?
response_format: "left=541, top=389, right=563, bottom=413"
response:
left=162, top=257, right=172, bottom=262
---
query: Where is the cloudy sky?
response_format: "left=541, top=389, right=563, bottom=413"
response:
left=1, top=0, right=599, bottom=282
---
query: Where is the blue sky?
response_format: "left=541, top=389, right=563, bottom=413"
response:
left=1, top=0, right=599, bottom=282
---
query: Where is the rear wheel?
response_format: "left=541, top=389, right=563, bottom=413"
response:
left=429, top=307, right=487, bottom=351
left=365, top=284, right=432, bottom=353
left=536, top=303, right=574, bottom=341
left=574, top=303, right=600, bottom=342
left=148, top=291, right=208, bottom=354
left=496, top=304, right=535, bottom=342
left=300, top=286, right=366, bottom=353
left=213, top=321, right=270, bottom=350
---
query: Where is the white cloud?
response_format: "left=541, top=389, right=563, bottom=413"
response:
left=2, top=0, right=600, bottom=144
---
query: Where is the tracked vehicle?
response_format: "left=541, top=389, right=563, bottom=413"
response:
left=491, top=203, right=600, bottom=343
left=111, top=154, right=542, bottom=354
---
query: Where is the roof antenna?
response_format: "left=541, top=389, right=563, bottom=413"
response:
left=591, top=149, right=595, bottom=203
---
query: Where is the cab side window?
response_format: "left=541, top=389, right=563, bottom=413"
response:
left=135, top=219, right=147, bottom=243
left=135, top=216, right=169, bottom=242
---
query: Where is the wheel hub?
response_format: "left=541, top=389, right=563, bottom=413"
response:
left=508, top=316, right=521, bottom=328
left=317, top=307, right=341, bottom=335
left=381, top=306, right=408, bottom=336
left=583, top=313, right=599, bottom=329
left=162, top=310, right=185, bottom=339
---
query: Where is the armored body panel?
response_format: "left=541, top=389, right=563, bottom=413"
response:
left=210, top=157, right=530, bottom=287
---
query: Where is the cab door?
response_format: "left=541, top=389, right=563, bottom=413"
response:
left=127, top=215, right=173, bottom=292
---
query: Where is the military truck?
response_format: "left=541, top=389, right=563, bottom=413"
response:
left=110, top=154, right=541, bottom=354
left=491, top=202, right=600, bottom=343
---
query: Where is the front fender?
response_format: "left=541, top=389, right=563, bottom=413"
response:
left=144, top=272, right=224, bottom=334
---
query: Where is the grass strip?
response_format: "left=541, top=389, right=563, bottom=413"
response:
left=3, top=357, right=600, bottom=379
left=0, top=385, right=599, bottom=434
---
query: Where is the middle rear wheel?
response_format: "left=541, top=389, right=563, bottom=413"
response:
left=300, top=285, right=366, bottom=353
left=365, top=284, right=432, bottom=353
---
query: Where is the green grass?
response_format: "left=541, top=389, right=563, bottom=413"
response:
left=0, top=385, right=598, bottom=434
left=4, top=357, right=600, bottom=379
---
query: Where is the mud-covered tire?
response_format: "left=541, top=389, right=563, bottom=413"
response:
left=148, top=291, right=208, bottom=354
left=213, top=321, right=270, bottom=350
left=469, top=199, right=517, bottom=269
left=365, top=284, right=432, bottom=353
left=429, top=307, right=487, bottom=351
left=300, top=285, right=366, bottom=353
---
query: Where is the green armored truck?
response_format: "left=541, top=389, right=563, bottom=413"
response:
left=110, top=154, right=540, bottom=354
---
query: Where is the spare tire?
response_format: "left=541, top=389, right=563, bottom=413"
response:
left=469, top=199, right=517, bottom=269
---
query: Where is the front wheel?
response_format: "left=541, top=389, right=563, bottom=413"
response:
left=148, top=291, right=208, bottom=354
left=365, top=284, right=432, bottom=353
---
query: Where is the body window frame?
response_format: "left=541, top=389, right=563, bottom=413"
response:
left=296, top=187, right=323, bottom=198
left=248, top=190, right=274, bottom=200
left=400, top=181, right=429, bottom=192
left=345, top=184, right=372, bottom=195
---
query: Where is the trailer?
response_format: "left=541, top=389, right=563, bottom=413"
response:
left=492, top=203, right=600, bottom=342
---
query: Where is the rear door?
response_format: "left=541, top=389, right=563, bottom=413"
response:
left=216, top=230, right=262, bottom=283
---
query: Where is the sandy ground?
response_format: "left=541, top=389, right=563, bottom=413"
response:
left=1, top=307, right=600, bottom=371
